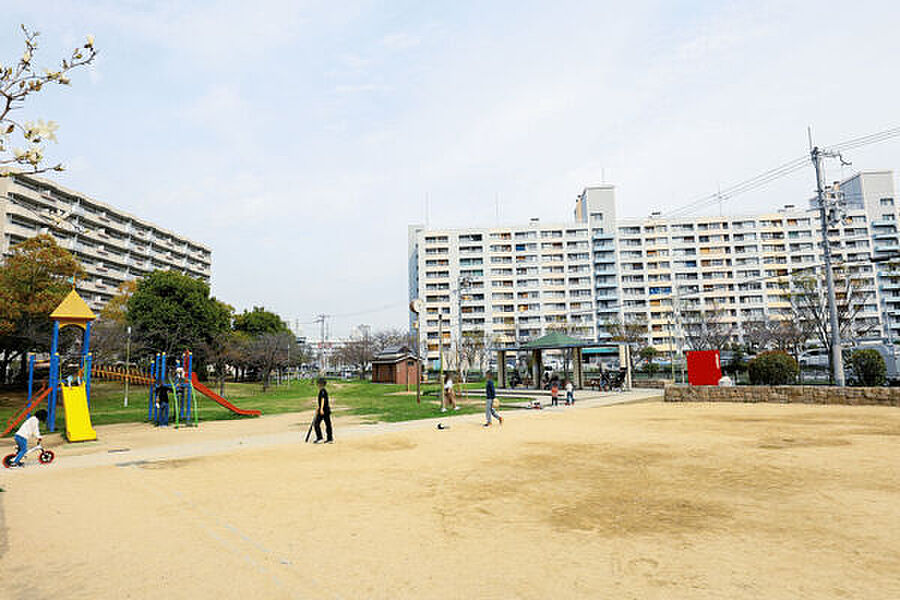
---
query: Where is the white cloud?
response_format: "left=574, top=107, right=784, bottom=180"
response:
left=7, top=0, right=900, bottom=335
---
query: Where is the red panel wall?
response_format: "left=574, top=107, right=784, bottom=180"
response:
left=687, top=350, right=722, bottom=386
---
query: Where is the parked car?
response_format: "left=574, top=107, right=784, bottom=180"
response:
left=798, top=349, right=829, bottom=368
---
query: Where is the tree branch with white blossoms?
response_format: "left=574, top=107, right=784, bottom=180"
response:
left=0, top=25, right=97, bottom=176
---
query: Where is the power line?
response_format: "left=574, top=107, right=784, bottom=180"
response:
left=659, top=125, right=900, bottom=220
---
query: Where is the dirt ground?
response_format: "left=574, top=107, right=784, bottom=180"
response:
left=1, top=400, right=899, bottom=599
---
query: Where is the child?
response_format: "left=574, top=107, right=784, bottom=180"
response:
left=156, top=384, right=171, bottom=427
left=551, top=379, right=559, bottom=406
left=443, top=374, right=458, bottom=412
left=11, top=409, right=47, bottom=467
left=483, top=372, right=503, bottom=427
left=313, top=377, right=334, bottom=444
left=565, top=379, right=575, bottom=405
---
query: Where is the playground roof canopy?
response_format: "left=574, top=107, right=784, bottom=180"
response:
left=50, top=288, right=97, bottom=322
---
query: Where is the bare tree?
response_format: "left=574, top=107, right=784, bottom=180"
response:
left=602, top=314, right=648, bottom=371
left=250, top=332, right=294, bottom=391
left=202, top=330, right=237, bottom=396
left=742, top=319, right=778, bottom=354
left=90, top=318, right=130, bottom=364
left=681, top=303, right=735, bottom=351
left=467, top=330, right=492, bottom=375
left=336, top=328, right=375, bottom=378
left=373, top=328, right=407, bottom=353
left=790, top=270, right=879, bottom=381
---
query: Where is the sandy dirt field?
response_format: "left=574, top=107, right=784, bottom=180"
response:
left=1, top=400, right=899, bottom=599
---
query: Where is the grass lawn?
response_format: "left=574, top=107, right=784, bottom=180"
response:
left=0, top=378, right=515, bottom=434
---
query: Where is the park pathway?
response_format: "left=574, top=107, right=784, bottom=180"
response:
left=4, top=388, right=661, bottom=474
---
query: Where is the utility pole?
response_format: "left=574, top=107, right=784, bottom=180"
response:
left=438, top=312, right=444, bottom=409
left=810, top=130, right=846, bottom=386
left=314, top=314, right=328, bottom=375
left=409, top=299, right=423, bottom=404
left=456, top=276, right=471, bottom=395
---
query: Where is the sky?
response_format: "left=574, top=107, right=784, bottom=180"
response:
left=3, top=1, right=900, bottom=337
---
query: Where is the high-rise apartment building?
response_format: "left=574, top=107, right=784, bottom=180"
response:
left=1, top=172, right=212, bottom=310
left=408, top=171, right=899, bottom=366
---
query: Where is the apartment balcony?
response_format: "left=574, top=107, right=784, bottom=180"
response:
left=874, top=242, right=900, bottom=253
left=4, top=218, right=44, bottom=240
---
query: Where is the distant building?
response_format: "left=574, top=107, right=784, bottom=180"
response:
left=408, top=171, right=900, bottom=366
left=371, top=346, right=421, bottom=385
left=0, top=172, right=212, bottom=310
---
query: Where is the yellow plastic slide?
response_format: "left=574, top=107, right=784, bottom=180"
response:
left=61, top=384, right=97, bottom=442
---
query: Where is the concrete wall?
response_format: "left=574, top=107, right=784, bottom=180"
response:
left=664, top=384, right=900, bottom=407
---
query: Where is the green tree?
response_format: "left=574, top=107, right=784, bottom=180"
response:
left=639, top=346, right=660, bottom=376
left=847, top=349, right=886, bottom=387
left=126, top=270, right=231, bottom=358
left=0, top=234, right=84, bottom=383
left=1, top=25, right=97, bottom=176
left=233, top=306, right=289, bottom=335
left=748, top=351, right=799, bottom=385
left=724, top=345, right=747, bottom=379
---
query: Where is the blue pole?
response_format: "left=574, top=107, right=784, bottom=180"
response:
left=26, top=354, right=34, bottom=417
left=148, top=354, right=157, bottom=422
left=83, top=322, right=92, bottom=405
left=48, top=321, right=60, bottom=432
left=186, top=352, right=193, bottom=421
left=85, top=353, right=93, bottom=405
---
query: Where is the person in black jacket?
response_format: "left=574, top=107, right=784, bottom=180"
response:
left=313, top=377, right=333, bottom=444
left=156, top=384, right=171, bottom=427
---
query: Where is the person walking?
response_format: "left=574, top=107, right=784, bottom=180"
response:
left=550, top=378, right=560, bottom=406
left=565, top=379, right=575, bottom=405
left=483, top=372, right=503, bottom=427
left=443, top=373, right=458, bottom=412
left=313, top=377, right=334, bottom=444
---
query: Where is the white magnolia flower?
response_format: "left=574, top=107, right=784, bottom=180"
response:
left=24, top=119, right=59, bottom=143
left=86, top=34, right=95, bottom=47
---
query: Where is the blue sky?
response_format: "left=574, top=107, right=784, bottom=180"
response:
left=3, top=1, right=900, bottom=336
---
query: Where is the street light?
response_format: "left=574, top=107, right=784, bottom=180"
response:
left=456, top=276, right=473, bottom=398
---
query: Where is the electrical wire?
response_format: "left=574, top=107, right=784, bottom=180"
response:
left=658, top=125, right=900, bottom=219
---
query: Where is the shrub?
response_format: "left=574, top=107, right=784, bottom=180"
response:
left=847, top=349, right=886, bottom=387
left=747, top=350, right=799, bottom=385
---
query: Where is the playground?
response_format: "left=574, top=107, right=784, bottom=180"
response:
left=1, top=399, right=898, bottom=599
left=2, top=288, right=499, bottom=441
